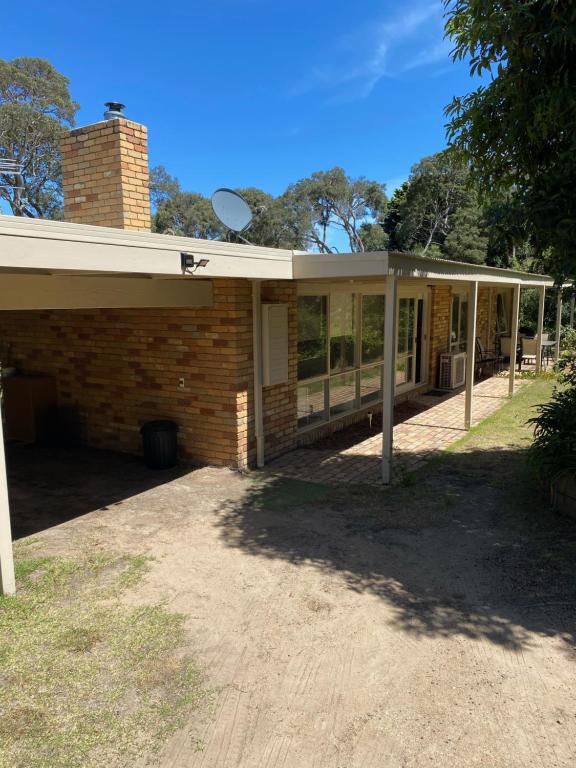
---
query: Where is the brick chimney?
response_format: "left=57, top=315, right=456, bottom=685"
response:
left=60, top=103, right=151, bottom=230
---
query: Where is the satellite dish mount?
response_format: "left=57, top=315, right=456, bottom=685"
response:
left=211, top=188, right=255, bottom=244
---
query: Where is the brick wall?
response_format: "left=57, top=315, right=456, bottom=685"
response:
left=0, top=279, right=254, bottom=468
left=61, top=118, right=151, bottom=231
left=428, top=285, right=452, bottom=388
left=476, top=287, right=492, bottom=348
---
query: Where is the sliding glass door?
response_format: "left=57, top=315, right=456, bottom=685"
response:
left=396, top=294, right=426, bottom=389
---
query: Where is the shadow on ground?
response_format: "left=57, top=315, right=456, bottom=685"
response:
left=216, top=445, right=576, bottom=652
left=6, top=443, right=191, bottom=539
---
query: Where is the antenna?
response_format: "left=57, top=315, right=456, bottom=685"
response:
left=0, top=159, right=24, bottom=190
left=211, top=188, right=254, bottom=243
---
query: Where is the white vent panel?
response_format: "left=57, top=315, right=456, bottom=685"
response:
left=262, top=303, right=289, bottom=386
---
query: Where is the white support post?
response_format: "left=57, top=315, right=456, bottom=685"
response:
left=509, top=283, right=521, bottom=396
left=0, top=408, right=15, bottom=595
left=555, top=287, right=563, bottom=362
left=381, top=275, right=398, bottom=484
left=570, top=291, right=575, bottom=329
left=535, top=285, right=545, bottom=373
left=251, top=280, right=265, bottom=468
left=464, top=281, right=478, bottom=430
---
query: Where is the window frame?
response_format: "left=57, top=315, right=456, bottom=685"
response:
left=296, top=282, right=428, bottom=434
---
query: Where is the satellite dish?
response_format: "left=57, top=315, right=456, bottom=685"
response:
left=211, top=188, right=253, bottom=233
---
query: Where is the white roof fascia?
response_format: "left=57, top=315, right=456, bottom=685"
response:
left=0, top=215, right=293, bottom=280
left=293, top=249, right=554, bottom=287
left=293, top=250, right=389, bottom=280
left=0, top=216, right=556, bottom=287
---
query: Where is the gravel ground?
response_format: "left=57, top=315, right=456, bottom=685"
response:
left=7, top=383, right=576, bottom=767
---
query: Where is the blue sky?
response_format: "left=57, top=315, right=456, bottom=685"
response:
left=2, top=0, right=475, bottom=199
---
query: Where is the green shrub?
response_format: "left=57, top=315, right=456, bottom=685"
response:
left=560, top=325, right=576, bottom=351
left=529, top=373, right=576, bottom=481
left=554, top=350, right=576, bottom=383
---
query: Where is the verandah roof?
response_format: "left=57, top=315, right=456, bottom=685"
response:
left=0, top=215, right=554, bottom=287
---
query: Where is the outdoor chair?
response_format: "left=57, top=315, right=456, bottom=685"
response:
left=500, top=336, right=512, bottom=361
left=521, top=337, right=538, bottom=366
left=500, top=335, right=523, bottom=368
left=475, top=337, right=501, bottom=379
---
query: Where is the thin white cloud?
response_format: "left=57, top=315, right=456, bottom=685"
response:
left=402, top=38, right=453, bottom=72
left=292, top=1, right=449, bottom=102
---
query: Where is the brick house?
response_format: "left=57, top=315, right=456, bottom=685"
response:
left=0, top=109, right=555, bottom=594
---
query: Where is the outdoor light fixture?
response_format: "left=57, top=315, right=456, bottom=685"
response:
left=180, top=252, right=210, bottom=274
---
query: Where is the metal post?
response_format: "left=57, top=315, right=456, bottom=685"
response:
left=555, top=287, right=563, bottom=362
left=464, top=281, right=478, bottom=430
left=0, top=405, right=15, bottom=595
left=535, top=285, right=545, bottom=373
left=251, top=280, right=265, bottom=468
left=570, top=291, right=575, bottom=329
left=381, top=275, right=398, bottom=484
left=509, top=284, right=521, bottom=396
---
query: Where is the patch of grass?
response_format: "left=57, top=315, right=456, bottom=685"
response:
left=0, top=552, right=206, bottom=768
left=330, top=379, right=556, bottom=528
left=436, top=378, right=557, bottom=520
left=446, top=378, right=555, bottom=455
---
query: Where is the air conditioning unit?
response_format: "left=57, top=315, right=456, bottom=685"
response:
left=438, top=351, right=466, bottom=390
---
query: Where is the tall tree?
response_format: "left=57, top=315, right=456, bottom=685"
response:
left=152, top=181, right=312, bottom=249
left=442, top=203, right=488, bottom=264
left=382, top=181, right=410, bottom=251
left=285, top=167, right=386, bottom=252
left=229, top=187, right=312, bottom=249
left=0, top=57, right=78, bottom=218
left=149, top=165, right=180, bottom=210
left=482, top=192, right=531, bottom=269
left=153, top=191, right=222, bottom=239
left=393, top=149, right=477, bottom=256
left=444, top=0, right=576, bottom=277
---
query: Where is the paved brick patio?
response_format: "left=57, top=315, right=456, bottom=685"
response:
left=267, top=376, right=527, bottom=485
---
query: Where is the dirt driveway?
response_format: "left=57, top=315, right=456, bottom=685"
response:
left=8, top=429, right=575, bottom=768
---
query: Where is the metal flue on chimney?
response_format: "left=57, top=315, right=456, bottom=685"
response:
left=103, top=101, right=126, bottom=119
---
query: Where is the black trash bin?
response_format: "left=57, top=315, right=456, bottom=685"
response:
left=140, top=420, right=178, bottom=469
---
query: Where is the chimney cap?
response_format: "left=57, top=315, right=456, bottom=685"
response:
left=103, top=101, right=126, bottom=119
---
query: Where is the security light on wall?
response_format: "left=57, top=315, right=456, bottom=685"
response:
left=180, top=252, right=210, bottom=274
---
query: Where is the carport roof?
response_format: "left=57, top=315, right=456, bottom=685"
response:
left=0, top=214, right=555, bottom=287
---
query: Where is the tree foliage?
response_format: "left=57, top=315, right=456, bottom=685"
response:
left=285, top=167, right=387, bottom=252
left=151, top=173, right=311, bottom=249
left=444, top=0, right=576, bottom=278
left=153, top=191, right=222, bottom=239
left=0, top=57, right=78, bottom=218
left=229, top=187, right=312, bottom=249
left=149, top=165, right=180, bottom=210
left=394, top=150, right=473, bottom=256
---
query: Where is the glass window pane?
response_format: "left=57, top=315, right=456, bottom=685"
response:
left=360, top=364, right=382, bottom=406
left=396, top=358, right=407, bottom=386
left=451, top=295, right=460, bottom=346
left=297, top=380, right=328, bottom=429
left=330, top=371, right=357, bottom=416
left=398, top=299, right=409, bottom=354
left=398, top=298, right=416, bottom=355
left=298, top=296, right=328, bottom=380
left=362, top=295, right=385, bottom=364
left=330, top=293, right=356, bottom=373
left=460, top=299, right=468, bottom=345
left=496, top=292, right=509, bottom=333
